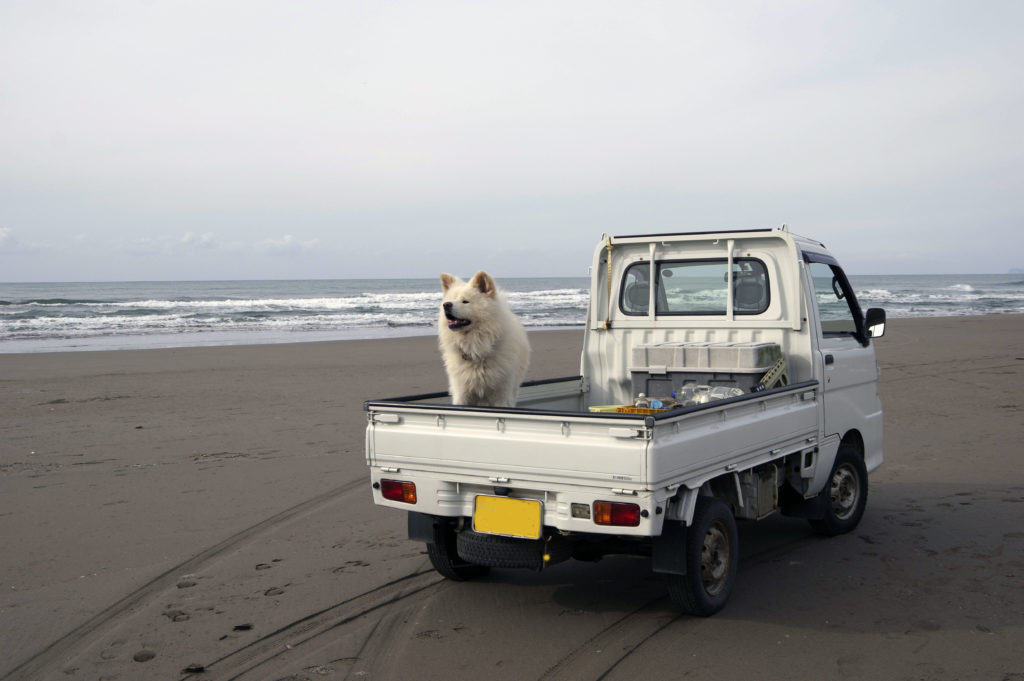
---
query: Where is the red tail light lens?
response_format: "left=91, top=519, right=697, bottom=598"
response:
left=380, top=479, right=417, bottom=504
left=593, top=501, right=641, bottom=526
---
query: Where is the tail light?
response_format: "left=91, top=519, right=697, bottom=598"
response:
left=380, top=479, right=417, bottom=504
left=593, top=501, right=641, bottom=527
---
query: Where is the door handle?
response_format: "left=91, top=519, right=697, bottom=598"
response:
left=825, top=354, right=835, bottom=365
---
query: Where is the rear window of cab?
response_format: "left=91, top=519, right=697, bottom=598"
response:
left=620, top=258, right=770, bottom=316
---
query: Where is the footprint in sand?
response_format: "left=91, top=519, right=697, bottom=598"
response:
left=255, top=558, right=284, bottom=570
left=176, top=573, right=199, bottom=588
left=99, top=639, right=126, bottom=660
left=163, top=609, right=190, bottom=622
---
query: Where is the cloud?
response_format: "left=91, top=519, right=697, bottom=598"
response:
left=1, top=3, right=1021, bottom=279
left=181, top=231, right=217, bottom=249
left=122, top=235, right=175, bottom=256
left=121, top=232, right=223, bottom=256
left=0, top=227, right=41, bottom=255
left=254, top=234, right=320, bottom=254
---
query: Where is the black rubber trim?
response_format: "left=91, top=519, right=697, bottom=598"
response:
left=364, top=379, right=820, bottom=423
left=362, top=376, right=583, bottom=410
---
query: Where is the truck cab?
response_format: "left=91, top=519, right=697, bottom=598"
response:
left=583, top=229, right=884, bottom=495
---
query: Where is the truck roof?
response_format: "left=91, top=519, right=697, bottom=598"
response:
left=610, top=227, right=827, bottom=251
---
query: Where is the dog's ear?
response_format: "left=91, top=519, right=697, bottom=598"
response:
left=470, top=271, right=496, bottom=297
left=441, top=273, right=456, bottom=292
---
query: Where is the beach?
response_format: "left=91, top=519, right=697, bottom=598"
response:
left=1, top=315, right=1022, bottom=680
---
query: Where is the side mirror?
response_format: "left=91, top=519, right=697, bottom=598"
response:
left=865, top=307, right=886, bottom=338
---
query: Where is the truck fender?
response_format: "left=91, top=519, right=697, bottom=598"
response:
left=665, top=486, right=699, bottom=523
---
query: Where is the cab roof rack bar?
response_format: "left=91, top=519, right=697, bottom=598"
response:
left=613, top=228, right=774, bottom=239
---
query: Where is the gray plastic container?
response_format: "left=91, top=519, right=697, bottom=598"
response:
left=630, top=341, right=782, bottom=398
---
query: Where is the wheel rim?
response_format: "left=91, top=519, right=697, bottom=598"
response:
left=700, top=520, right=731, bottom=596
left=829, top=463, right=860, bottom=520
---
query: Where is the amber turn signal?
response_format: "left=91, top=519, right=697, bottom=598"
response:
left=593, top=501, right=640, bottom=526
left=380, top=479, right=417, bottom=504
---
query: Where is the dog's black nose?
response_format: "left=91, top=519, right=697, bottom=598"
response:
left=443, top=302, right=453, bottom=312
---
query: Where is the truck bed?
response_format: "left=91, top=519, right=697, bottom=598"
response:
left=365, top=377, right=821, bottom=535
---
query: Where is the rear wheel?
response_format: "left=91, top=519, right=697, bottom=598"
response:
left=426, top=521, right=490, bottom=581
left=809, top=443, right=868, bottom=536
left=667, top=497, right=738, bottom=616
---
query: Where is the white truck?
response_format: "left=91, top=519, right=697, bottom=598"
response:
left=364, top=228, right=886, bottom=615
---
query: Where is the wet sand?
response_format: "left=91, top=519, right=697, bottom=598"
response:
left=1, top=316, right=1022, bottom=680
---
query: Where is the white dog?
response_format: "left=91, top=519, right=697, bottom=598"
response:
left=438, top=271, right=530, bottom=407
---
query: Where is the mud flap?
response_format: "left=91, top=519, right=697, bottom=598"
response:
left=408, top=512, right=437, bottom=543
left=778, top=484, right=828, bottom=520
left=651, top=520, right=688, bottom=575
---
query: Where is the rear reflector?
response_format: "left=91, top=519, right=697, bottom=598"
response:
left=380, top=479, right=417, bottom=504
left=593, top=501, right=641, bottom=527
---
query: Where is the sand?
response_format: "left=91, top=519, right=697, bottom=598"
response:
left=1, top=316, right=1022, bottom=680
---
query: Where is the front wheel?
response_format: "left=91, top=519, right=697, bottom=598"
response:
left=426, top=521, right=490, bottom=581
left=809, top=443, right=868, bottom=536
left=667, top=497, right=738, bottom=616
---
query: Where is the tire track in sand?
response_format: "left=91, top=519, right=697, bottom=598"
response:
left=193, top=517, right=828, bottom=681
left=532, top=523, right=830, bottom=681
left=537, top=597, right=680, bottom=681
left=1, top=478, right=368, bottom=681
left=179, top=568, right=443, bottom=681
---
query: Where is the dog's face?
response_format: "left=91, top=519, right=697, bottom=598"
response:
left=440, top=271, right=497, bottom=333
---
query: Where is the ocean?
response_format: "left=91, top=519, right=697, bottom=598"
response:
left=1, top=274, right=1021, bottom=353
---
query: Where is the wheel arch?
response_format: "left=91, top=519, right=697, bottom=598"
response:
left=839, top=429, right=865, bottom=459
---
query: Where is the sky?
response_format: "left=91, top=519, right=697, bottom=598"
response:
left=1, top=0, right=1022, bottom=282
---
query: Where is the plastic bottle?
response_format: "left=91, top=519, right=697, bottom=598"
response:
left=673, top=386, right=695, bottom=406
left=634, top=393, right=650, bottom=409
left=709, top=386, right=745, bottom=401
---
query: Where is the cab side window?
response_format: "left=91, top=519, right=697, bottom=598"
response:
left=808, top=261, right=860, bottom=336
left=621, top=263, right=651, bottom=315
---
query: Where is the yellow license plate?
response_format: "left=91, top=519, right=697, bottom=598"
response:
left=473, top=496, right=543, bottom=539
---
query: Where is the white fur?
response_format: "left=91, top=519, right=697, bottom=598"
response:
left=438, top=271, right=531, bottom=407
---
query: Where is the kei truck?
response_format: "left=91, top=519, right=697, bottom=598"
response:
left=364, top=227, right=886, bottom=615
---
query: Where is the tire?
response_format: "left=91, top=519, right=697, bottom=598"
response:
left=667, top=497, right=738, bottom=617
left=426, top=521, right=490, bottom=581
left=809, top=443, right=868, bottom=537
